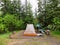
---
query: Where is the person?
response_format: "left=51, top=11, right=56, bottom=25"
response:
left=39, top=27, right=44, bottom=34
left=45, top=28, right=50, bottom=35
left=36, top=23, right=40, bottom=32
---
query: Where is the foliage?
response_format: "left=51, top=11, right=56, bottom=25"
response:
left=3, top=14, right=16, bottom=31
left=25, top=15, right=33, bottom=24
left=16, top=19, right=24, bottom=29
left=0, top=0, right=34, bottom=33
left=24, top=2, right=34, bottom=24
left=0, top=17, right=3, bottom=23
left=0, top=24, right=7, bottom=33
left=3, top=14, right=16, bottom=24
left=0, top=17, right=8, bottom=33
left=1, top=0, right=21, bottom=16
left=53, top=17, right=60, bottom=25
left=0, top=0, right=60, bottom=33
left=37, top=0, right=60, bottom=30
left=37, top=0, right=43, bottom=24
left=33, top=19, right=38, bottom=25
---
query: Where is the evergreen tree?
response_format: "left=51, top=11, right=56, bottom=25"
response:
left=25, top=2, right=34, bottom=24
left=37, top=0, right=60, bottom=29
left=46, top=0, right=60, bottom=30
left=1, top=0, right=21, bottom=18
left=37, top=0, right=46, bottom=27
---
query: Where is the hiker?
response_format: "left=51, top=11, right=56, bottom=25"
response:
left=39, top=29, right=44, bottom=34
left=36, top=23, right=41, bottom=32
left=45, top=28, right=50, bottom=35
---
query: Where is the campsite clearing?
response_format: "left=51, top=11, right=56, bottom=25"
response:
left=7, top=30, right=60, bottom=45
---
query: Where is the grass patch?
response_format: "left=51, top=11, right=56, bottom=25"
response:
left=0, top=30, right=20, bottom=38
left=0, top=30, right=20, bottom=45
left=51, top=31, right=60, bottom=39
left=0, top=32, right=12, bottom=39
left=0, top=38, right=10, bottom=45
left=0, top=32, right=12, bottom=45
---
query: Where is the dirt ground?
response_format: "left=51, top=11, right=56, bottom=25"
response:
left=7, top=30, right=60, bottom=45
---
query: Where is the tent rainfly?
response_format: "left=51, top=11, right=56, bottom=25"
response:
left=24, top=24, right=37, bottom=36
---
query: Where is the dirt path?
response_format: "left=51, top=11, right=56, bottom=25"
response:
left=7, top=31, right=60, bottom=45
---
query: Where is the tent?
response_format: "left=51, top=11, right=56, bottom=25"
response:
left=24, top=24, right=37, bottom=36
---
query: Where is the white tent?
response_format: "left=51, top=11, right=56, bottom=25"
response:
left=24, top=24, right=37, bottom=36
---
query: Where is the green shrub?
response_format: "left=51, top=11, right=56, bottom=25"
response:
left=0, top=17, right=3, bottom=23
left=3, top=14, right=17, bottom=31
left=16, top=19, right=24, bottom=29
left=25, top=15, right=33, bottom=24
left=33, top=19, right=38, bottom=28
left=3, top=14, right=25, bottom=31
left=53, top=17, right=60, bottom=25
left=3, top=14, right=16, bottom=25
left=0, top=24, right=8, bottom=33
left=53, top=17, right=60, bottom=30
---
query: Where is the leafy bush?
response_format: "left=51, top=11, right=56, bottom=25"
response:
left=53, top=17, right=60, bottom=30
left=0, top=23, right=8, bottom=33
left=0, top=13, right=35, bottom=33
left=3, top=14, right=16, bottom=25
left=3, top=14, right=26, bottom=31
left=0, top=24, right=6, bottom=33
left=3, top=14, right=17, bottom=31
left=53, top=17, right=60, bottom=25
left=25, top=15, right=33, bottom=24
left=15, top=19, right=24, bottom=29
left=33, top=19, right=38, bottom=28
left=0, top=17, right=3, bottom=23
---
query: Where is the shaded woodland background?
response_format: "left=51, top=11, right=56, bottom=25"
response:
left=0, top=0, right=60, bottom=33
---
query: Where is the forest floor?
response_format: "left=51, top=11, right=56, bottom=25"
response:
left=7, top=30, right=60, bottom=45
